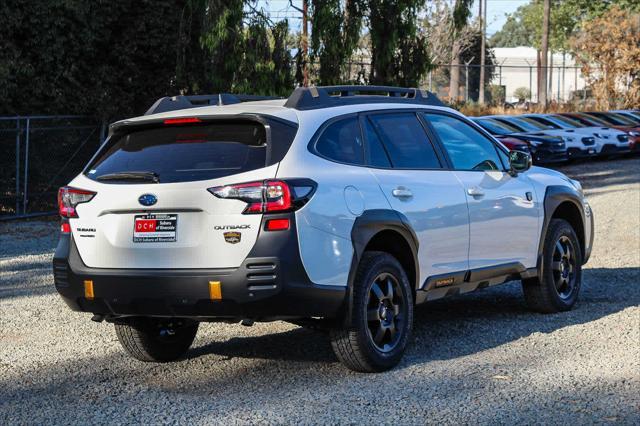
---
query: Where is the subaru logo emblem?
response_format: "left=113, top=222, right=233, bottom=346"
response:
left=138, top=194, right=157, bottom=206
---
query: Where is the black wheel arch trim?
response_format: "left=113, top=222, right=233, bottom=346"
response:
left=344, top=209, right=420, bottom=326
left=539, top=185, right=590, bottom=271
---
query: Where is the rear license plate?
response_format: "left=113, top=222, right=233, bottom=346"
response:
left=133, top=214, right=177, bottom=243
left=588, top=149, right=595, bottom=154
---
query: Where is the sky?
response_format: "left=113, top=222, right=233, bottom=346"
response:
left=473, top=0, right=531, bottom=35
left=258, top=0, right=532, bottom=36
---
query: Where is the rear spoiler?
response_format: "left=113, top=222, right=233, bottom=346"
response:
left=145, top=94, right=283, bottom=115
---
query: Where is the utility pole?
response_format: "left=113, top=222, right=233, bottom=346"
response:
left=302, top=0, right=309, bottom=87
left=539, top=0, right=550, bottom=109
left=478, top=0, right=486, bottom=104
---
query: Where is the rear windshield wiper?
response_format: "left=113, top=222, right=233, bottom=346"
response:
left=96, top=171, right=160, bottom=183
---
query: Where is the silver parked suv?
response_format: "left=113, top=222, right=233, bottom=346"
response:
left=53, top=86, right=594, bottom=372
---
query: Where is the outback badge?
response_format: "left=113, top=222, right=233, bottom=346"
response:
left=224, top=231, right=241, bottom=244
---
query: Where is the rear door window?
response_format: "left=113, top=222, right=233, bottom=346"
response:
left=362, top=118, right=392, bottom=168
left=86, top=119, right=296, bottom=183
left=368, top=113, right=442, bottom=169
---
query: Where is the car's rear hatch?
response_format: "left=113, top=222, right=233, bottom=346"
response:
left=66, top=116, right=296, bottom=269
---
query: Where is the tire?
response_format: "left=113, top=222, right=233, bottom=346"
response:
left=114, top=317, right=199, bottom=362
left=330, top=251, right=414, bottom=373
left=523, top=218, right=583, bottom=313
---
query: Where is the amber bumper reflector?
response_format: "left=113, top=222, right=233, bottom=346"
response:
left=84, top=280, right=94, bottom=300
left=209, top=281, right=222, bottom=301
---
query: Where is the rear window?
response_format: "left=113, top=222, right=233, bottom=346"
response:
left=85, top=119, right=296, bottom=183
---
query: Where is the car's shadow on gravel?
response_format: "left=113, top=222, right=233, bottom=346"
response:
left=186, top=266, right=639, bottom=368
left=188, top=326, right=337, bottom=363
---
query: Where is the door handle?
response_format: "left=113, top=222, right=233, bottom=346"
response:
left=392, top=187, right=413, bottom=199
left=467, top=187, right=485, bottom=197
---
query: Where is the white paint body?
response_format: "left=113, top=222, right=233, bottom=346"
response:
left=66, top=100, right=590, bottom=289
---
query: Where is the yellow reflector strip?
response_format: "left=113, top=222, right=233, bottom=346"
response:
left=209, top=281, right=222, bottom=301
left=84, top=280, right=94, bottom=300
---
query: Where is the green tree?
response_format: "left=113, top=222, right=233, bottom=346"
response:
left=235, top=17, right=294, bottom=96
left=460, top=29, right=496, bottom=102
left=271, top=21, right=295, bottom=96
left=449, top=0, right=474, bottom=101
left=0, top=0, right=186, bottom=120
left=491, top=0, right=640, bottom=52
left=199, top=0, right=245, bottom=93
left=489, top=13, right=533, bottom=47
left=368, top=0, right=431, bottom=86
left=310, top=0, right=364, bottom=85
left=514, top=87, right=532, bottom=102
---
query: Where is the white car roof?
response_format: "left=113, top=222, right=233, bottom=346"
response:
left=112, top=98, right=462, bottom=130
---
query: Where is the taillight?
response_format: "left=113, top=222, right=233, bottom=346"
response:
left=58, top=187, right=96, bottom=218
left=208, top=179, right=315, bottom=214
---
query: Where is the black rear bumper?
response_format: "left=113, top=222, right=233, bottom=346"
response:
left=53, top=214, right=347, bottom=320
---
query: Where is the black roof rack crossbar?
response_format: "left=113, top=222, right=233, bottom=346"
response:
left=145, top=94, right=283, bottom=115
left=284, top=85, right=445, bottom=110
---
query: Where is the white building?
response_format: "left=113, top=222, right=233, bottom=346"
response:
left=492, top=47, right=589, bottom=103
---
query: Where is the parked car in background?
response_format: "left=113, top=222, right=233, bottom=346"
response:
left=522, top=113, right=630, bottom=157
left=496, top=136, right=530, bottom=154
left=585, top=111, right=640, bottom=128
left=560, top=112, right=639, bottom=153
left=489, top=115, right=597, bottom=160
left=611, top=110, right=640, bottom=123
left=472, top=117, right=567, bottom=164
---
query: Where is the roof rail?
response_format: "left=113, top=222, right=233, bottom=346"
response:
left=284, top=85, right=445, bottom=110
left=145, top=94, right=283, bottom=115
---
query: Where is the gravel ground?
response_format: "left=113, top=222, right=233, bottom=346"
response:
left=1, top=157, right=639, bottom=425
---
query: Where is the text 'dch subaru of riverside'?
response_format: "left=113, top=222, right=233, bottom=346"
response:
left=53, top=86, right=594, bottom=372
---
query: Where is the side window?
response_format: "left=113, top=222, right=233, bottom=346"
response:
left=496, top=145, right=510, bottom=168
left=315, top=117, right=363, bottom=165
left=362, top=117, right=391, bottom=168
left=423, top=113, right=504, bottom=172
left=368, top=113, right=442, bottom=169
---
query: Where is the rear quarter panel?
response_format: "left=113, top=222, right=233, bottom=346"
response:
left=277, top=111, right=391, bottom=286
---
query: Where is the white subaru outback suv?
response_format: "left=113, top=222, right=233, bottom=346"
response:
left=53, top=86, right=594, bottom=372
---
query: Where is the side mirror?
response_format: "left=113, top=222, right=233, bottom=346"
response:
left=509, top=150, right=532, bottom=175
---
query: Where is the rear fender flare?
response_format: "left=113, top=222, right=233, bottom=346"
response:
left=343, top=209, right=419, bottom=326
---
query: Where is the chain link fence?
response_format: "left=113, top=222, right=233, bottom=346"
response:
left=0, top=116, right=106, bottom=220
